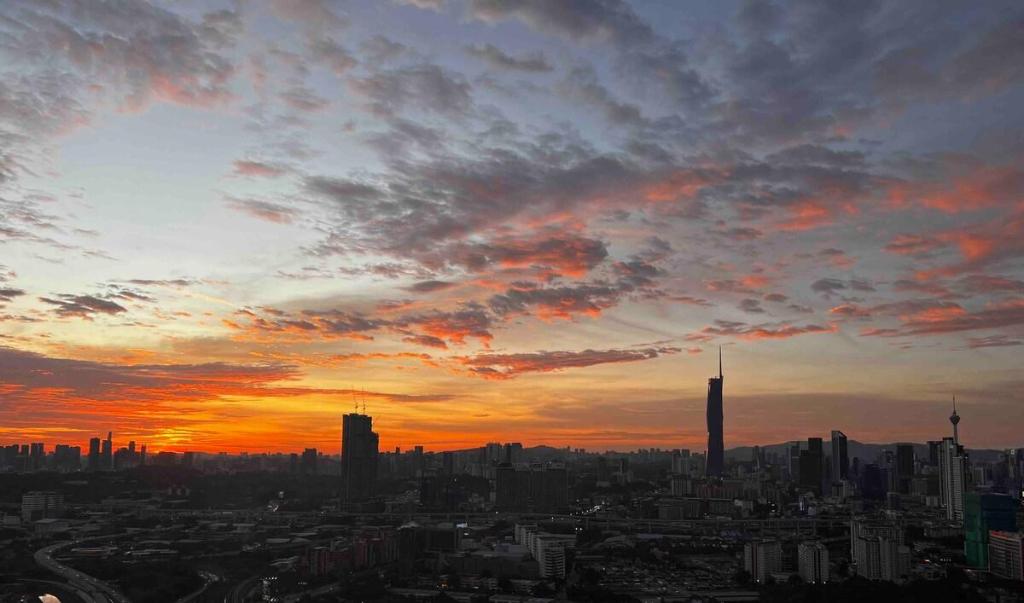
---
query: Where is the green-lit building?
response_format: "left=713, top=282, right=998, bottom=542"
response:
left=964, top=492, right=1019, bottom=568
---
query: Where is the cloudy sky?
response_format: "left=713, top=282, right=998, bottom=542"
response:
left=1, top=0, right=1022, bottom=453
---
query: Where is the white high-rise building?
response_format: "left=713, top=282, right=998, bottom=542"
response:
left=798, top=541, right=830, bottom=583
left=938, top=437, right=966, bottom=521
left=535, top=536, right=567, bottom=578
left=744, top=539, right=782, bottom=583
left=989, top=531, right=1024, bottom=581
left=851, top=519, right=909, bottom=582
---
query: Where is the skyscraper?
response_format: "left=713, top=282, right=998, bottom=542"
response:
left=800, top=437, right=824, bottom=494
left=744, top=539, right=782, bottom=583
left=831, top=430, right=849, bottom=481
left=964, top=492, right=1018, bottom=568
left=895, top=444, right=915, bottom=494
left=341, top=413, right=379, bottom=503
left=939, top=398, right=968, bottom=521
left=798, top=541, right=830, bottom=584
left=705, top=348, right=724, bottom=478
left=101, top=431, right=113, bottom=470
left=88, top=437, right=101, bottom=471
left=939, top=436, right=966, bottom=521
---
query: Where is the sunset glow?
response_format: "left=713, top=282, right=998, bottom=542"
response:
left=1, top=0, right=1022, bottom=454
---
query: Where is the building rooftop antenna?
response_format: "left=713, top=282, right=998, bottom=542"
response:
left=718, top=345, right=723, bottom=379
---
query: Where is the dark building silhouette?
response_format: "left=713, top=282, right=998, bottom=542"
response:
left=789, top=444, right=801, bottom=482
left=342, top=413, right=379, bottom=503
left=927, top=440, right=941, bottom=466
left=895, top=443, right=915, bottom=494
left=495, top=462, right=568, bottom=512
left=800, top=437, right=824, bottom=494
left=705, top=348, right=724, bottom=478
left=88, top=437, right=101, bottom=471
left=831, top=430, right=848, bottom=481
left=301, top=447, right=318, bottom=474
left=101, top=431, right=113, bottom=470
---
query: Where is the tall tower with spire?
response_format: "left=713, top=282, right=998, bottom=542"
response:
left=950, top=396, right=961, bottom=446
left=705, top=347, right=725, bottom=477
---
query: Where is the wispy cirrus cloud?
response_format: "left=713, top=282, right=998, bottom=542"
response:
left=457, top=346, right=681, bottom=379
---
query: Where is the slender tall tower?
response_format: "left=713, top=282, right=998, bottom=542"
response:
left=705, top=347, right=725, bottom=477
left=950, top=396, right=961, bottom=446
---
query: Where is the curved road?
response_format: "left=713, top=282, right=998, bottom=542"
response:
left=35, top=539, right=130, bottom=603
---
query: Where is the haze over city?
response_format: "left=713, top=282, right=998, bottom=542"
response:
left=1, top=0, right=1023, bottom=457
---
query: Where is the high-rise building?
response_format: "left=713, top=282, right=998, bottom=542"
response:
left=964, top=492, right=1018, bottom=568
left=789, top=444, right=801, bottom=482
left=895, top=444, right=915, bottom=494
left=989, top=531, right=1024, bottom=581
left=301, top=448, right=318, bottom=474
left=22, top=491, right=64, bottom=522
left=831, top=430, right=848, bottom=481
left=88, top=437, right=101, bottom=471
left=28, top=443, right=44, bottom=471
left=504, top=442, right=523, bottom=464
left=101, top=431, right=113, bottom=470
left=495, top=463, right=568, bottom=512
left=535, top=536, right=567, bottom=578
left=800, top=438, right=824, bottom=494
left=341, top=413, right=379, bottom=503
left=744, top=539, right=782, bottom=583
left=798, top=541, right=830, bottom=584
left=851, top=518, right=908, bottom=582
left=484, top=442, right=504, bottom=464
left=705, top=348, right=724, bottom=478
left=939, top=436, right=966, bottom=521
left=927, top=440, right=941, bottom=466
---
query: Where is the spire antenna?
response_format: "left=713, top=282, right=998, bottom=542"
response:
left=718, top=345, right=723, bottom=379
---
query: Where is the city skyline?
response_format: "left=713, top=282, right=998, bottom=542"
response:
left=1, top=0, right=1023, bottom=453
left=0, top=385, right=996, bottom=457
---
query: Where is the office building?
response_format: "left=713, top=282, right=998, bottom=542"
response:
left=504, top=442, right=523, bottom=464
left=22, top=491, right=64, bottom=522
left=989, top=531, right=1024, bottom=581
left=939, top=436, right=966, bottom=521
left=744, top=539, right=782, bottom=583
left=88, top=437, right=101, bottom=471
left=800, top=438, right=824, bottom=494
left=341, top=413, right=379, bottom=503
left=964, top=492, right=1018, bottom=568
left=495, top=462, right=568, bottom=512
left=705, top=348, right=724, bottom=477
left=895, top=443, right=915, bottom=494
left=301, top=448, right=318, bottom=474
left=831, top=430, right=848, bottom=481
left=851, top=518, right=907, bottom=582
left=798, top=541, right=830, bottom=584
left=101, top=431, right=113, bottom=470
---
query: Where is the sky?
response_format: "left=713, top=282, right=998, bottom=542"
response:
left=1, top=0, right=1023, bottom=454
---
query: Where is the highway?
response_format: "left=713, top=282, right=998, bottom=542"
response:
left=176, top=570, right=221, bottom=603
left=35, top=539, right=131, bottom=603
left=224, top=575, right=259, bottom=603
